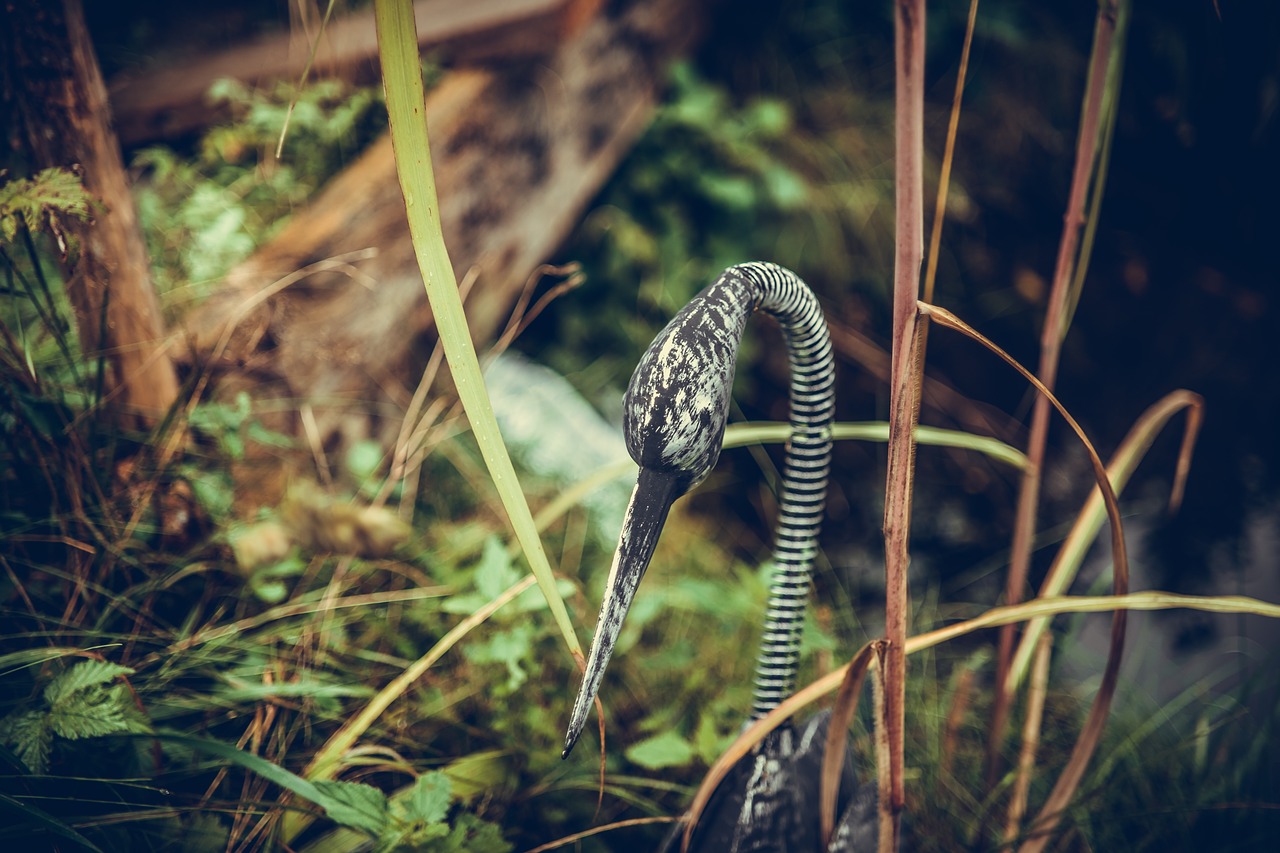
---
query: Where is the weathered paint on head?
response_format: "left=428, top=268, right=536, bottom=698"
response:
left=623, top=272, right=760, bottom=491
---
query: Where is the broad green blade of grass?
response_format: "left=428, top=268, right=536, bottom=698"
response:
left=372, top=0, right=580, bottom=658
left=143, top=731, right=383, bottom=837
left=1006, top=390, right=1202, bottom=693
left=529, top=421, right=1027, bottom=551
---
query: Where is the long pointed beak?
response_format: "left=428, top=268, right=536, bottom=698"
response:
left=563, top=467, right=683, bottom=758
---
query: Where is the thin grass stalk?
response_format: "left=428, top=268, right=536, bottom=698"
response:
left=524, top=816, right=680, bottom=853
left=938, top=662, right=976, bottom=781
left=1062, top=2, right=1131, bottom=334
left=1006, top=390, right=1202, bottom=693
left=372, top=0, right=580, bottom=657
left=922, top=0, right=979, bottom=306
left=1005, top=630, right=1051, bottom=842
left=282, top=573, right=538, bottom=842
left=990, top=0, right=1126, bottom=780
left=884, top=0, right=927, bottom=829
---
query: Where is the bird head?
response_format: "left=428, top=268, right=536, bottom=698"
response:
left=563, top=273, right=758, bottom=757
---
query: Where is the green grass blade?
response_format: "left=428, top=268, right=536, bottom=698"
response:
left=372, top=0, right=580, bottom=657
left=143, top=731, right=374, bottom=835
left=528, top=421, right=1026, bottom=551
left=0, top=792, right=104, bottom=853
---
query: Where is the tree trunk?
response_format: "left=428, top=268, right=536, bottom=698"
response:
left=1, top=0, right=179, bottom=428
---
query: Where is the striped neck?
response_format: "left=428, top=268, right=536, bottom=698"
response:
left=728, top=263, right=835, bottom=719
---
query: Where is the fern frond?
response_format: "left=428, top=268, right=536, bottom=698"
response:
left=42, top=660, right=134, bottom=707
left=0, top=167, right=92, bottom=245
left=0, top=711, right=53, bottom=774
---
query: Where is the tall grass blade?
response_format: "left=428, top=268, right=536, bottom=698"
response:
left=820, top=642, right=877, bottom=848
left=922, top=0, right=979, bottom=305
left=1005, top=631, right=1051, bottom=842
left=919, top=300, right=1131, bottom=847
left=1007, top=390, right=1203, bottom=693
left=992, top=0, right=1131, bottom=782
left=372, top=0, right=580, bottom=657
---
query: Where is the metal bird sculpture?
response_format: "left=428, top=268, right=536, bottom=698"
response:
left=563, top=262, right=877, bottom=851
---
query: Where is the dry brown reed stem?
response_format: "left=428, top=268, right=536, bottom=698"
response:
left=873, top=643, right=894, bottom=853
left=820, top=643, right=879, bottom=848
left=922, top=0, right=979, bottom=306
left=884, top=0, right=927, bottom=836
left=523, top=816, right=680, bottom=853
left=919, top=300, right=1131, bottom=851
left=991, top=0, right=1123, bottom=782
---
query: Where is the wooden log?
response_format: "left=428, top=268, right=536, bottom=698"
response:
left=108, top=0, right=604, bottom=146
left=182, top=0, right=705, bottom=497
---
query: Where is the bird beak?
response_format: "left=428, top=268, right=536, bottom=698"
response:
left=563, top=466, right=683, bottom=758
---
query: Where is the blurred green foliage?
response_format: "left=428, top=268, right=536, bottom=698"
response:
left=132, top=76, right=386, bottom=304
left=538, top=62, right=896, bottom=395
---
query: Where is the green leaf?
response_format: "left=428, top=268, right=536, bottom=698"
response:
left=42, top=660, right=134, bottom=707
left=0, top=168, right=91, bottom=245
left=464, top=624, right=533, bottom=692
left=475, top=537, right=520, bottom=600
left=436, top=812, right=511, bottom=853
left=313, top=780, right=389, bottom=836
left=47, top=685, right=136, bottom=740
left=406, top=772, right=451, bottom=825
left=625, top=728, right=695, bottom=770
left=441, top=537, right=519, bottom=615
left=0, top=711, right=51, bottom=774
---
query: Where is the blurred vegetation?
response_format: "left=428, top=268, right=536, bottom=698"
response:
left=0, top=0, right=1277, bottom=850
left=132, top=76, right=387, bottom=308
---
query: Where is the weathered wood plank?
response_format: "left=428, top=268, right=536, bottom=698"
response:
left=108, top=0, right=603, bottom=145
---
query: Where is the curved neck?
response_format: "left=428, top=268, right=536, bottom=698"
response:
left=730, top=263, right=835, bottom=720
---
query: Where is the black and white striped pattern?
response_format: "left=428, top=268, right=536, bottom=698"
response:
left=621, top=261, right=834, bottom=719
left=734, top=263, right=834, bottom=720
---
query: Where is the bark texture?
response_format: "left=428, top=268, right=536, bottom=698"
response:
left=2, top=0, right=179, bottom=426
